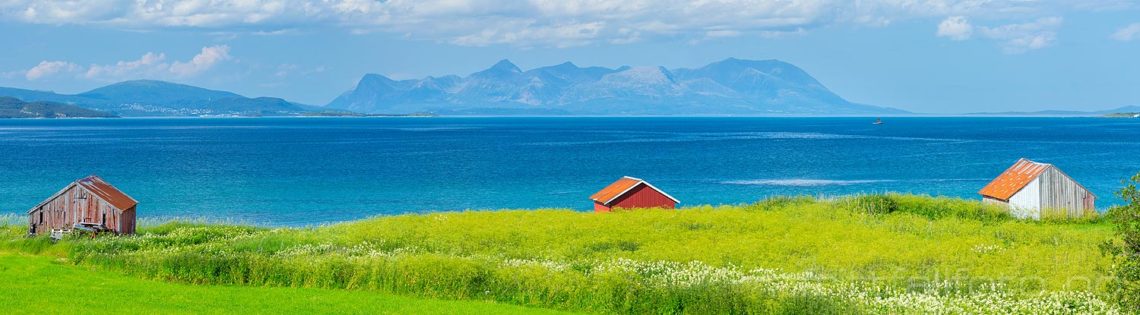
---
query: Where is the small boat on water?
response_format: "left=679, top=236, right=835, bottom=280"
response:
left=873, top=118, right=884, bottom=125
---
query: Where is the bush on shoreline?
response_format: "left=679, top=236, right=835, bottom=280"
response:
left=1103, top=173, right=1140, bottom=310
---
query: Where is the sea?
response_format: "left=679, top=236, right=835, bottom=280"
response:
left=1, top=117, right=1138, bottom=225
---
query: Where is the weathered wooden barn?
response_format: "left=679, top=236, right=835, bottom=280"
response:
left=27, top=175, right=138, bottom=235
left=978, top=158, right=1095, bottom=219
left=590, top=176, right=679, bottom=212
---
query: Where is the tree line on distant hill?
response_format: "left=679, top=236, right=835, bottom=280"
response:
left=0, top=97, right=116, bottom=118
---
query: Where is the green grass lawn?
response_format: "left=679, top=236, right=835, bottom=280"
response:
left=0, top=252, right=570, bottom=314
left=0, top=194, right=1121, bottom=314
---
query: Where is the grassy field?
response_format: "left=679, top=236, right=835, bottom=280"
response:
left=0, top=252, right=570, bottom=314
left=0, top=194, right=1120, bottom=314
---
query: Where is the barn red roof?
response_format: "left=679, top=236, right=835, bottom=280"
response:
left=590, top=176, right=679, bottom=206
left=978, top=158, right=1051, bottom=201
left=76, top=175, right=138, bottom=210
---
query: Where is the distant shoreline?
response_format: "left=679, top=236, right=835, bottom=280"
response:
left=1, top=114, right=1133, bottom=119
left=8, top=112, right=1133, bottom=119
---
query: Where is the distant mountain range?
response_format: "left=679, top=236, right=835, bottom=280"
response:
left=2, top=58, right=1134, bottom=117
left=966, top=105, right=1140, bottom=117
left=0, top=97, right=116, bottom=118
left=0, top=80, right=323, bottom=117
left=327, top=58, right=906, bottom=115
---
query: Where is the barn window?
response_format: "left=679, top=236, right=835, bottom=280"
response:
left=39, top=212, right=43, bottom=224
left=102, top=213, right=106, bottom=225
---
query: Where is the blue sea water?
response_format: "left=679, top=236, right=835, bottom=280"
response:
left=1, top=117, right=1138, bottom=225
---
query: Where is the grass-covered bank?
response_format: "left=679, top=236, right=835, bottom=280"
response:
left=0, top=194, right=1120, bottom=314
left=0, top=252, right=570, bottom=314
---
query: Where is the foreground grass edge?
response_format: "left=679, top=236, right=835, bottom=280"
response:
left=0, top=194, right=1122, bottom=314
left=0, top=251, right=573, bottom=315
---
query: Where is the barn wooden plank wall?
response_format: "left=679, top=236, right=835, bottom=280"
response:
left=28, top=181, right=136, bottom=235
left=1037, top=167, right=1095, bottom=218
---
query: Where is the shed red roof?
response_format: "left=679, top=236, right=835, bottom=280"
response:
left=76, top=175, right=138, bottom=210
left=978, top=158, right=1051, bottom=201
left=590, top=176, right=679, bottom=206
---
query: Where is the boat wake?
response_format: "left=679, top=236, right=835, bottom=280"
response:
left=721, top=178, right=990, bottom=187
left=721, top=179, right=895, bottom=187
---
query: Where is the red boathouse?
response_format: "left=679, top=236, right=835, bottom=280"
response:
left=589, top=176, right=679, bottom=212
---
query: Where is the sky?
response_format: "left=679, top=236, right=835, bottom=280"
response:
left=0, top=1, right=1138, bottom=114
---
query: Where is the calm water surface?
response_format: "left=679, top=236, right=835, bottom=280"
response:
left=1, top=117, right=1138, bottom=225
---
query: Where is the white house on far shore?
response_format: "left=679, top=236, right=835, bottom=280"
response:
left=978, top=158, right=1095, bottom=220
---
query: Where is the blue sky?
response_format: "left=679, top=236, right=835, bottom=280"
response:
left=0, top=1, right=1138, bottom=114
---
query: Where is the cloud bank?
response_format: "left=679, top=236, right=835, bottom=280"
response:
left=937, top=16, right=973, bottom=40
left=25, top=61, right=81, bottom=80
left=25, top=45, right=231, bottom=81
left=979, top=17, right=1064, bottom=54
left=0, top=0, right=1123, bottom=48
left=935, top=15, right=1063, bottom=53
left=1113, top=23, right=1140, bottom=41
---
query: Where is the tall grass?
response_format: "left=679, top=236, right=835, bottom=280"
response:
left=1, top=194, right=1117, bottom=314
left=136, top=216, right=261, bottom=228
left=0, top=214, right=27, bottom=243
left=837, top=193, right=1015, bottom=221
left=0, top=213, right=24, bottom=227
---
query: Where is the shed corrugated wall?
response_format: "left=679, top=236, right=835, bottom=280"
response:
left=1008, top=177, right=1041, bottom=219
left=605, top=184, right=677, bottom=210
left=1038, top=167, right=1095, bottom=218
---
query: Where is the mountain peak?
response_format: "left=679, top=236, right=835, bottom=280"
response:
left=101, top=79, right=186, bottom=88
left=82, top=80, right=241, bottom=99
left=359, top=73, right=397, bottom=86
left=711, top=57, right=786, bottom=68
left=327, top=58, right=907, bottom=115
left=362, top=73, right=392, bottom=80
left=605, top=66, right=676, bottom=84
left=488, top=59, right=521, bottom=73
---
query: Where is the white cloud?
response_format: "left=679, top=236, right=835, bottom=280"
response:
left=706, top=30, right=742, bottom=38
left=979, top=17, right=1063, bottom=53
left=15, top=45, right=232, bottom=82
left=25, top=60, right=80, bottom=80
left=450, top=21, right=606, bottom=48
left=274, top=64, right=298, bottom=78
left=84, top=52, right=168, bottom=79
left=0, top=1, right=1119, bottom=47
left=936, top=16, right=972, bottom=40
left=84, top=45, right=230, bottom=80
left=936, top=15, right=1064, bottom=53
left=169, top=45, right=231, bottom=76
left=1112, top=23, right=1140, bottom=41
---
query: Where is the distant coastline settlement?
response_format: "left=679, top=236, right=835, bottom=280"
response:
left=2, top=57, right=1137, bottom=118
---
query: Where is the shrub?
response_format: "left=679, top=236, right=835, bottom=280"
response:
left=749, top=196, right=817, bottom=211
left=843, top=195, right=898, bottom=215
left=1041, top=207, right=1102, bottom=224
left=886, top=194, right=1011, bottom=221
left=1103, top=172, right=1140, bottom=310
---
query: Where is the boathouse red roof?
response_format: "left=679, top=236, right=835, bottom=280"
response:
left=590, top=176, right=679, bottom=206
left=76, top=175, right=138, bottom=210
left=978, top=158, right=1052, bottom=201
left=28, top=175, right=138, bottom=214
